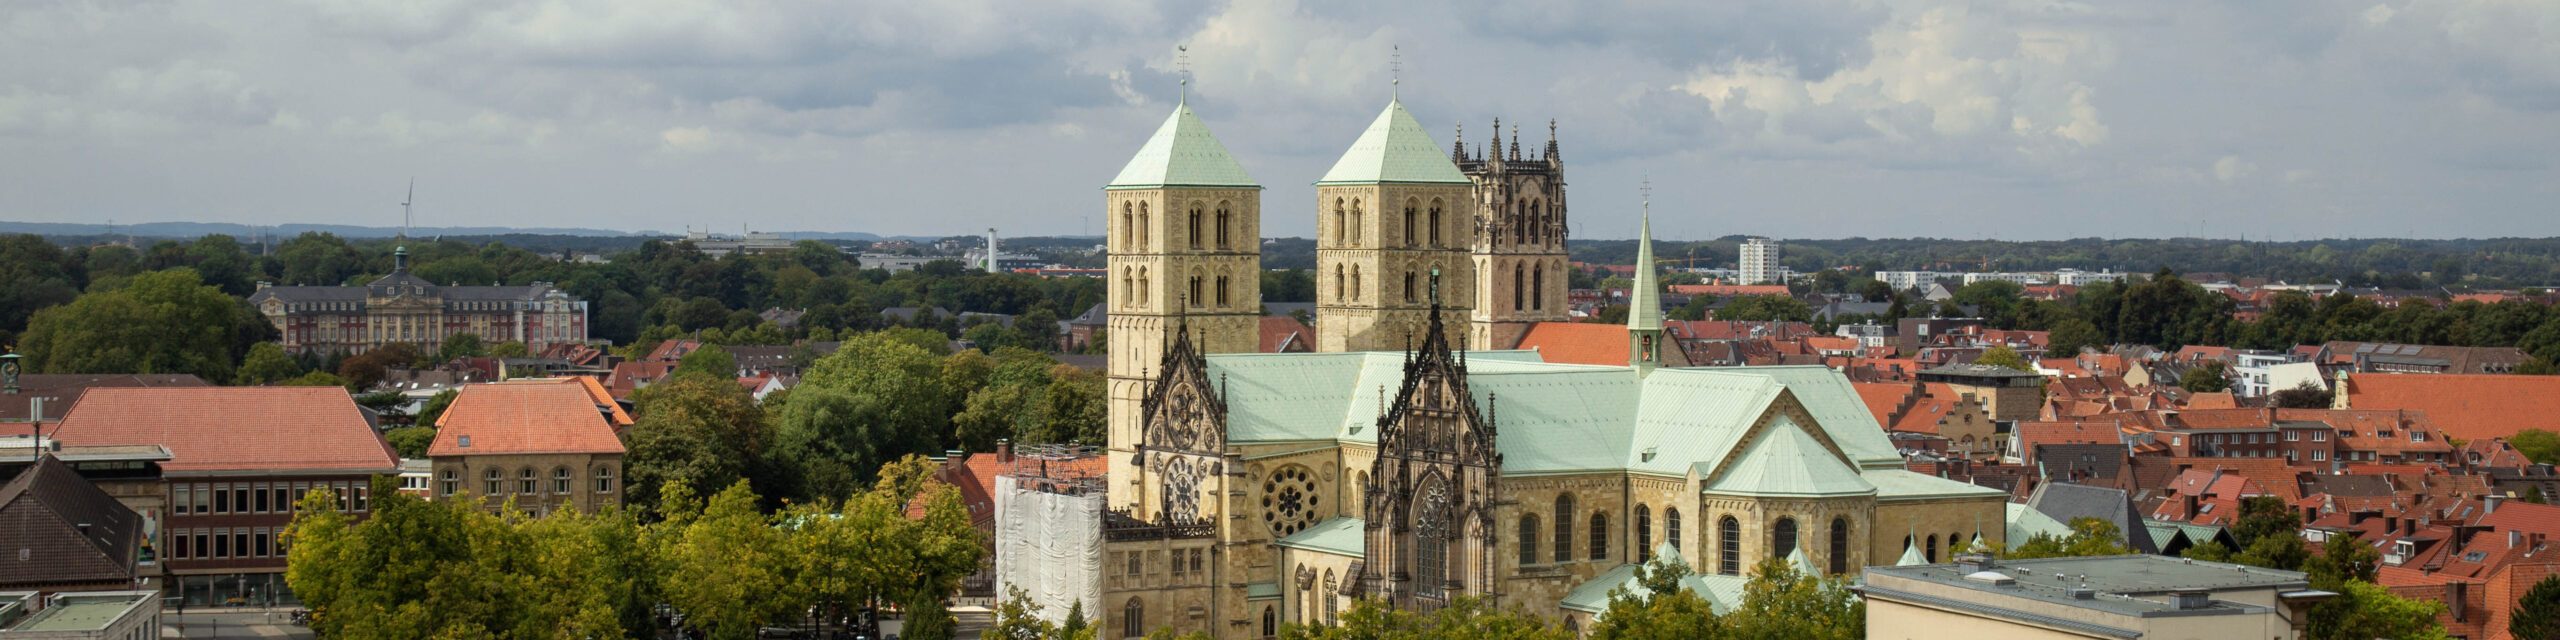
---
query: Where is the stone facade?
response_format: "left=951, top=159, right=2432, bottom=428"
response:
left=248, top=248, right=588, bottom=356
left=1459, top=121, right=1571, bottom=351
left=1315, top=182, right=1476, bottom=353
left=428, top=452, right=623, bottom=516
left=1104, top=185, right=1263, bottom=510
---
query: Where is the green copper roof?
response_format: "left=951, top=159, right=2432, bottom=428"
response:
left=1316, top=100, right=1471, bottom=185
left=1560, top=550, right=1749, bottom=615
left=1786, top=546, right=1820, bottom=576
left=1896, top=539, right=1928, bottom=566
left=1863, top=469, right=2011, bottom=501
left=1702, top=418, right=1875, bottom=498
left=1627, top=203, right=1663, bottom=333
left=2008, top=503, right=2072, bottom=550
left=1275, top=517, right=1365, bottom=557
left=1107, top=101, right=1260, bottom=189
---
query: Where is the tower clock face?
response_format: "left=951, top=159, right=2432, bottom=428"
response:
left=1160, top=457, right=1201, bottom=522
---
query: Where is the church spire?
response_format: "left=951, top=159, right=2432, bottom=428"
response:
left=1627, top=186, right=1664, bottom=375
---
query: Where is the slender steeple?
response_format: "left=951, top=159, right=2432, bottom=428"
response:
left=1627, top=192, right=1664, bottom=374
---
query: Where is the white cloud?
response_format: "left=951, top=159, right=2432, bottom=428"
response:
left=2213, top=155, right=2256, bottom=183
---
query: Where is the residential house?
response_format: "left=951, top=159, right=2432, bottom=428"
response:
left=0, top=457, right=146, bottom=593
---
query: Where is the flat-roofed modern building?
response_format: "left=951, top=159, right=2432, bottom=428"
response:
left=0, top=590, right=161, bottom=639
left=1859, top=554, right=2335, bottom=640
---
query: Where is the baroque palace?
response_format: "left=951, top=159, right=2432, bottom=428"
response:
left=1093, top=87, right=2009, bottom=639
left=246, top=247, right=590, bottom=355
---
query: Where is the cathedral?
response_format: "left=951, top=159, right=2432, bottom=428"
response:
left=1094, top=89, right=2006, bottom=639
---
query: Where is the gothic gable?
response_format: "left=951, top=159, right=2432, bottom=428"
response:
left=1373, top=304, right=1496, bottom=466
left=1698, top=390, right=1860, bottom=488
left=1140, top=323, right=1227, bottom=456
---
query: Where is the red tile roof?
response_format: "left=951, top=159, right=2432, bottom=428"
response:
left=49, top=387, right=397, bottom=473
left=2341, top=373, right=2560, bottom=441
left=2186, top=392, right=2238, bottom=409
left=1669, top=284, right=1790, bottom=297
left=428, top=382, right=625, bottom=457
left=1259, top=316, right=1314, bottom=353
left=1517, top=322, right=1633, bottom=366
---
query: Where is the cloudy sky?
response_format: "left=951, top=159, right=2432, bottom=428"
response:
left=3, top=0, right=2555, bottom=241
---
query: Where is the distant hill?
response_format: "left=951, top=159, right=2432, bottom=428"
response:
left=0, top=220, right=945, bottom=243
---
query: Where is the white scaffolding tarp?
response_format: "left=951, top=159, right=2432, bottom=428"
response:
left=993, top=476, right=1103, bottom=624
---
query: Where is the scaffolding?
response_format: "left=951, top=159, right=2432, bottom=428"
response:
left=992, top=444, right=1106, bottom=624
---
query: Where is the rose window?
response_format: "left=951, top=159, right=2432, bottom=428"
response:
left=1261, top=466, right=1322, bottom=536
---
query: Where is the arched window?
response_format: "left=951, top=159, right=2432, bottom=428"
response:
left=1349, top=199, right=1363, bottom=244
left=1323, top=570, right=1338, bottom=625
left=1138, top=267, right=1151, bottom=305
left=1829, top=518, right=1850, bottom=575
left=1590, top=512, right=1609, bottom=560
left=1189, top=275, right=1203, bottom=308
left=1428, top=200, right=1443, bottom=247
left=1188, top=204, right=1204, bottom=249
left=1216, top=205, right=1232, bottom=249
left=1216, top=276, right=1230, bottom=307
left=518, top=468, right=537, bottom=494
left=1124, top=599, right=1143, bottom=639
left=1414, top=476, right=1447, bottom=599
left=1667, top=508, right=1683, bottom=559
left=1121, top=202, right=1134, bottom=250
left=1530, top=201, right=1544, bottom=244
left=1404, top=271, right=1417, bottom=304
left=1773, top=518, right=1799, bottom=563
left=1518, top=515, right=1540, bottom=565
left=1635, top=505, right=1653, bottom=562
left=1333, top=199, right=1347, bottom=246
left=1402, top=200, right=1418, bottom=247
left=1122, top=269, right=1134, bottom=308
left=1554, top=494, right=1576, bottom=563
left=1513, top=264, right=1526, bottom=311
left=1350, top=266, right=1362, bottom=300
left=1137, top=203, right=1150, bottom=248
left=1950, top=531, right=1964, bottom=555
left=1295, top=563, right=1309, bottom=624
left=1334, top=265, right=1346, bottom=302
left=1718, top=516, right=1741, bottom=575
left=1926, top=534, right=1938, bottom=563
left=1513, top=201, right=1527, bottom=245
left=1354, top=472, right=1368, bottom=513
left=1261, top=606, right=1275, bottom=638
left=1532, top=265, right=1546, bottom=310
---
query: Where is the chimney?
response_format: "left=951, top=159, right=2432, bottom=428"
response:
left=2485, top=495, right=2504, bottom=514
left=2447, top=582, right=2466, bottom=622
left=996, top=439, right=1014, bottom=463
left=2510, top=530, right=2523, bottom=549
left=2184, top=494, right=2199, bottom=519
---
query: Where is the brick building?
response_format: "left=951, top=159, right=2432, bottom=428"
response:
left=46, top=387, right=399, bottom=606
left=247, top=247, right=590, bottom=355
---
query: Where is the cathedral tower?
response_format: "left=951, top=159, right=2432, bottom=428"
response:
left=1316, top=100, right=1474, bottom=352
left=1104, top=95, right=1262, bottom=510
left=1460, top=119, right=1570, bottom=350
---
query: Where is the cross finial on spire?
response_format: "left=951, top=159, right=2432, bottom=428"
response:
left=1175, top=45, right=1191, bottom=105
left=1641, top=176, right=1652, bottom=206
left=1390, top=45, right=1401, bottom=99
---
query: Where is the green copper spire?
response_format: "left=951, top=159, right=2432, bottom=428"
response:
left=1107, top=101, right=1259, bottom=190
left=1628, top=197, right=1664, bottom=374
left=1316, top=100, right=1471, bottom=185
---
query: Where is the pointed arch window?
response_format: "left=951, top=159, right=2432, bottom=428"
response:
left=1261, top=606, right=1275, bottom=638
left=1666, top=508, right=1682, bottom=560
left=1349, top=199, right=1363, bottom=244
left=1513, top=201, right=1527, bottom=245
left=1518, top=515, right=1540, bottom=566
left=1532, top=265, right=1546, bottom=311
left=1925, top=535, right=1938, bottom=563
left=1350, top=266, right=1362, bottom=300
left=1428, top=200, right=1443, bottom=248
left=1829, top=518, right=1850, bottom=575
left=1718, top=516, right=1741, bottom=575
left=1121, top=202, right=1134, bottom=251
left=1414, top=476, right=1450, bottom=599
left=1216, top=204, right=1232, bottom=249
left=1590, top=512, right=1609, bottom=560
left=1323, top=571, right=1338, bottom=625
left=1774, top=517, right=1799, bottom=563
left=1554, top=494, right=1576, bottom=563
left=1138, top=267, right=1151, bottom=306
left=1189, top=275, right=1203, bottom=309
left=1334, top=265, right=1347, bottom=302
left=1402, top=200, right=1418, bottom=247
left=1125, top=599, right=1144, bottom=639
left=1188, top=204, right=1204, bottom=249
left=1341, top=198, right=1361, bottom=245
left=1216, top=275, right=1230, bottom=307
left=1530, top=201, right=1544, bottom=244
left=1122, top=269, right=1134, bottom=308
left=1403, top=270, right=1418, bottom=304
left=1635, top=505, right=1653, bottom=562
left=1137, top=203, right=1150, bottom=248
left=1513, top=264, right=1526, bottom=311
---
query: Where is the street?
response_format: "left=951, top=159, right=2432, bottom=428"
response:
left=166, top=610, right=315, bottom=639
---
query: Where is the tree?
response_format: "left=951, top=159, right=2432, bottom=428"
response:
left=1588, top=549, right=1724, bottom=640
left=1973, top=346, right=2033, bottom=372
left=279, top=371, right=349, bottom=388
left=2526, top=485, right=2549, bottom=505
left=337, top=342, right=423, bottom=391
left=383, top=426, right=436, bottom=458
left=415, top=388, right=459, bottom=427
left=656, top=481, right=802, bottom=640
left=675, top=343, right=738, bottom=380
left=2513, top=429, right=2560, bottom=465
left=1728, top=557, right=1863, bottom=640
left=18, top=268, right=247, bottom=383
left=2046, top=318, right=2103, bottom=356
left=2179, top=360, right=2231, bottom=393
left=1280, top=596, right=1570, bottom=640
left=2516, top=575, right=2560, bottom=640
left=236, top=342, right=302, bottom=386
left=1713, top=295, right=1814, bottom=323
left=2270, top=380, right=2335, bottom=409
left=284, top=477, right=654, bottom=638
left=438, top=332, right=487, bottom=361
left=625, top=374, right=773, bottom=517
left=2007, top=517, right=2136, bottom=559
left=2305, top=579, right=2448, bottom=640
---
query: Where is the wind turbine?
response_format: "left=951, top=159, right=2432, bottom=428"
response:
left=400, top=178, right=415, bottom=241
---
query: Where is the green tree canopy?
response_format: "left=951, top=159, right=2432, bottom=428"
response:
left=1974, top=346, right=2033, bottom=372
left=2515, top=575, right=2560, bottom=640
left=235, top=342, right=302, bottom=386
left=2179, top=360, right=2232, bottom=393
left=2006, top=516, right=2138, bottom=559
left=2512, top=429, right=2560, bottom=465
left=625, top=374, right=773, bottom=516
left=19, top=268, right=249, bottom=383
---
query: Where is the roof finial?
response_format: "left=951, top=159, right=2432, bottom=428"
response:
left=1176, top=45, right=1191, bottom=106
left=1390, top=45, right=1402, bottom=100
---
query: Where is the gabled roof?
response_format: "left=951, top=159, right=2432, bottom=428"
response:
left=49, top=387, right=397, bottom=474
left=428, top=382, right=626, bottom=457
left=1316, top=100, right=1470, bottom=185
left=1108, top=101, right=1260, bottom=189
left=0, top=456, right=141, bottom=588
left=1559, top=548, right=1750, bottom=615
left=2340, top=373, right=2560, bottom=441
left=2005, top=502, right=2072, bottom=549
left=1703, top=419, right=1872, bottom=498
left=1515, top=322, right=1636, bottom=366
left=1275, top=517, right=1365, bottom=557
left=2025, top=482, right=2158, bottom=554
